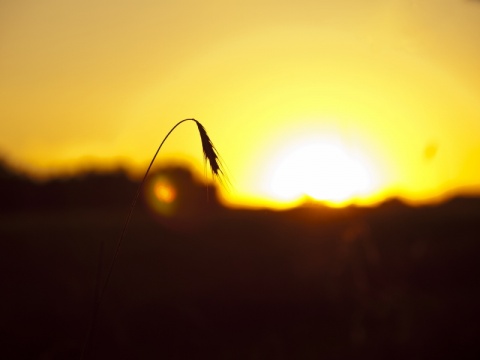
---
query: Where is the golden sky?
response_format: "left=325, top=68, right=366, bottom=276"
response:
left=1, top=0, right=480, bottom=208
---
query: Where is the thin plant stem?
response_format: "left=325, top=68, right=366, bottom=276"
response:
left=100, top=118, right=195, bottom=300
left=80, top=118, right=217, bottom=359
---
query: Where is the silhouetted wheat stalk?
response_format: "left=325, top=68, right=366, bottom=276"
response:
left=80, top=118, right=225, bottom=359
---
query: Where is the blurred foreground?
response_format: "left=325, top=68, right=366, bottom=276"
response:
left=1, top=163, right=479, bottom=359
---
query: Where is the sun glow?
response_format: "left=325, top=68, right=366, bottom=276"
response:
left=266, top=136, right=377, bottom=206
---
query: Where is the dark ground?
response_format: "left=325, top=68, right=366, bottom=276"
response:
left=1, top=164, right=479, bottom=359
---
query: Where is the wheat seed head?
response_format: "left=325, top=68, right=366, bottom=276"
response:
left=193, top=119, right=224, bottom=180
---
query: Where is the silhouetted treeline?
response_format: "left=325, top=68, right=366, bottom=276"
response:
left=0, top=161, right=220, bottom=213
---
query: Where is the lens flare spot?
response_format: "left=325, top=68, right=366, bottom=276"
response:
left=154, top=181, right=176, bottom=203
left=145, top=175, right=178, bottom=217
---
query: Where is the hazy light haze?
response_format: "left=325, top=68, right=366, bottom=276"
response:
left=1, top=0, right=479, bottom=207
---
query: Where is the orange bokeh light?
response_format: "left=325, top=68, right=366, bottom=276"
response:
left=154, top=181, right=176, bottom=203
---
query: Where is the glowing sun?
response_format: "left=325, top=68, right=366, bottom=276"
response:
left=268, top=137, right=376, bottom=204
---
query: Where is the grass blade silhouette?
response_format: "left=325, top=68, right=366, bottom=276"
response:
left=80, top=118, right=225, bottom=359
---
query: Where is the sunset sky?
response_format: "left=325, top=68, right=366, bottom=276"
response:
left=1, top=0, right=480, bottom=208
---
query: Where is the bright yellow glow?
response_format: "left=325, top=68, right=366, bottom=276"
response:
left=265, top=135, right=377, bottom=206
left=1, top=1, right=480, bottom=208
left=270, top=143, right=371, bottom=202
left=154, top=181, right=176, bottom=204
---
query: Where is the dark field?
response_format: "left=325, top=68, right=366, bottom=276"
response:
left=1, top=166, right=479, bottom=359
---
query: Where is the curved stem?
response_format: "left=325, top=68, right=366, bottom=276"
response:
left=80, top=118, right=197, bottom=359
left=100, top=118, right=195, bottom=299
